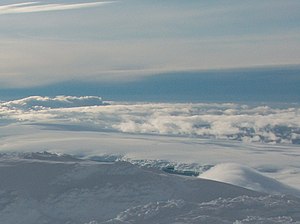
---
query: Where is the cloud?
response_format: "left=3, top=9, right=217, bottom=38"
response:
left=1, top=36, right=300, bottom=88
left=2, top=95, right=106, bottom=109
left=0, top=1, right=300, bottom=88
left=1, top=96, right=300, bottom=145
left=0, top=1, right=113, bottom=15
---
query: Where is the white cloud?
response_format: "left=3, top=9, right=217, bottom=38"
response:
left=1, top=35, right=300, bottom=88
left=1, top=96, right=300, bottom=145
left=2, top=95, right=105, bottom=109
left=0, top=1, right=113, bottom=15
left=1, top=0, right=300, bottom=88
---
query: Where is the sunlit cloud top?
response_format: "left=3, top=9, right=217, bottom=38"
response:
left=0, top=1, right=113, bottom=14
left=1, top=95, right=300, bottom=144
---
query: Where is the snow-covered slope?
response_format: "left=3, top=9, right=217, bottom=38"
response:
left=1, top=153, right=299, bottom=224
left=200, top=163, right=300, bottom=197
left=105, top=196, right=300, bottom=224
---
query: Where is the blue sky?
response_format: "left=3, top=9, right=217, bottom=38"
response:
left=0, top=0, right=300, bottom=89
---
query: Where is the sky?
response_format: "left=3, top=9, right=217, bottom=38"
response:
left=0, top=0, right=300, bottom=90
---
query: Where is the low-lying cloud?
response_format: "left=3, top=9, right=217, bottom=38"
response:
left=1, top=96, right=300, bottom=144
left=2, top=95, right=105, bottom=109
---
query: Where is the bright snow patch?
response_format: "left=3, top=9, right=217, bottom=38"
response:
left=200, top=163, right=300, bottom=196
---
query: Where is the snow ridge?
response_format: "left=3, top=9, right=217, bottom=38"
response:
left=200, top=163, right=300, bottom=197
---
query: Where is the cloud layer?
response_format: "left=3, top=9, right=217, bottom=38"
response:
left=1, top=96, right=300, bottom=144
left=1, top=1, right=300, bottom=88
left=2, top=95, right=105, bottom=109
left=0, top=1, right=113, bottom=14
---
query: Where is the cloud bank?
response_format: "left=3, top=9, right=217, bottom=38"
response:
left=1, top=96, right=300, bottom=145
left=2, top=95, right=105, bottom=109
left=0, top=1, right=113, bottom=14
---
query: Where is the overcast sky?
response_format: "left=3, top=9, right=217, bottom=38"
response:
left=1, top=0, right=300, bottom=88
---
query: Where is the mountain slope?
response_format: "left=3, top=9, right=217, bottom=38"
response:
left=0, top=153, right=299, bottom=224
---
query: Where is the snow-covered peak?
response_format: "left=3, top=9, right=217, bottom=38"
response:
left=200, top=163, right=300, bottom=197
left=0, top=154, right=268, bottom=224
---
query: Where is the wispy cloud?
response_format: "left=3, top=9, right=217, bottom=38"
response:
left=1, top=35, right=300, bottom=88
left=0, top=1, right=113, bottom=14
left=0, top=0, right=299, bottom=88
